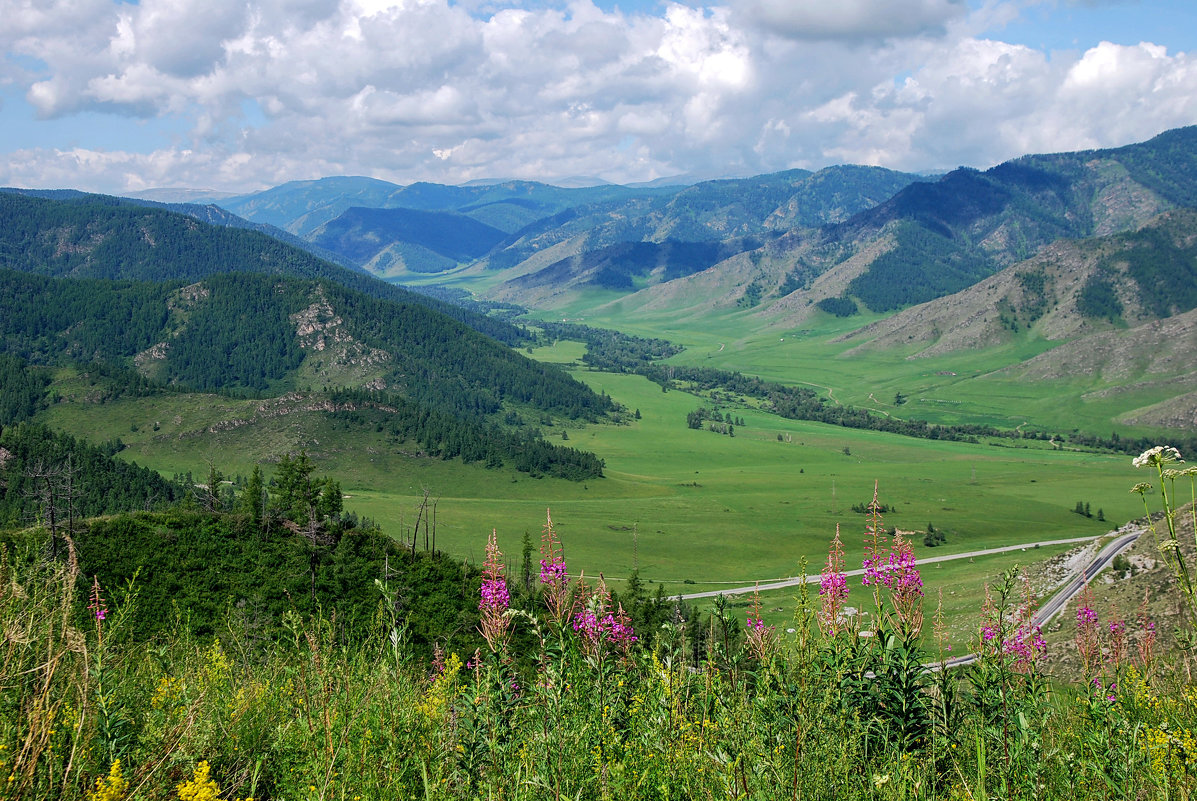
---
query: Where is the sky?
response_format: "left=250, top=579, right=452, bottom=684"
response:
left=1, top=0, right=1195, bottom=194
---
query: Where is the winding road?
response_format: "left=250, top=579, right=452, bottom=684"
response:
left=939, top=522, right=1145, bottom=668
left=676, top=535, right=1104, bottom=601
left=672, top=522, right=1146, bottom=670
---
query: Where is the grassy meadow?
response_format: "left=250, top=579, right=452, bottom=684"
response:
left=39, top=336, right=1149, bottom=651
left=524, top=292, right=1174, bottom=438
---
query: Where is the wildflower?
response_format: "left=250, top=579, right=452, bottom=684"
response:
left=572, top=578, right=636, bottom=658
left=1075, top=582, right=1101, bottom=678
left=977, top=584, right=1000, bottom=651
left=88, top=576, right=108, bottom=622
left=887, top=531, right=924, bottom=637
left=87, top=759, right=127, bottom=801
left=745, top=585, right=775, bottom=660
left=176, top=761, right=220, bottom=801
left=861, top=482, right=888, bottom=590
left=1003, top=625, right=1046, bottom=672
left=1092, top=678, right=1118, bottom=704
left=431, top=643, right=447, bottom=679
left=1106, top=612, right=1127, bottom=670
left=1133, top=446, right=1183, bottom=469
left=539, top=508, right=573, bottom=625
left=478, top=529, right=511, bottom=652
left=817, top=525, right=850, bottom=637
left=418, top=652, right=462, bottom=721
left=609, top=603, right=637, bottom=649
left=858, top=484, right=924, bottom=636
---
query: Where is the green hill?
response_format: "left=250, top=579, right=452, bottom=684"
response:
left=0, top=190, right=524, bottom=346
left=0, top=269, right=612, bottom=423
left=310, top=206, right=508, bottom=267
left=830, top=126, right=1197, bottom=311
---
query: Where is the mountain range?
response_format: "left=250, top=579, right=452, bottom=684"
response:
left=6, top=125, right=1197, bottom=434
left=0, top=190, right=619, bottom=478
left=210, top=127, right=1195, bottom=329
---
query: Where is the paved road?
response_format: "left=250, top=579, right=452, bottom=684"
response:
left=937, top=522, right=1144, bottom=669
left=676, top=535, right=1102, bottom=601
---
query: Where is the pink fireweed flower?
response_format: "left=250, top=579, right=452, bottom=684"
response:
left=540, top=559, right=568, bottom=586
left=609, top=603, right=637, bottom=649
left=887, top=532, right=924, bottom=637
left=478, top=529, right=511, bottom=652
left=1075, top=582, right=1101, bottom=678
left=861, top=483, right=888, bottom=590
left=1002, top=625, right=1047, bottom=672
left=858, top=484, right=923, bottom=637
left=818, top=525, right=850, bottom=637
left=1106, top=613, right=1127, bottom=670
left=745, top=585, right=775, bottom=660
left=88, top=576, right=108, bottom=622
left=1092, top=678, right=1118, bottom=704
left=88, top=576, right=109, bottom=648
left=571, top=578, right=636, bottom=659
left=978, top=585, right=1000, bottom=652
left=539, top=508, right=573, bottom=625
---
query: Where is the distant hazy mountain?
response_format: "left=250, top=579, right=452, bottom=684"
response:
left=122, top=188, right=237, bottom=203
left=216, top=166, right=924, bottom=286
left=309, top=207, right=508, bottom=277
left=218, top=176, right=404, bottom=234
left=482, top=165, right=926, bottom=306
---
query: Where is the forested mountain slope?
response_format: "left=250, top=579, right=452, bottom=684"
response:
left=0, top=269, right=612, bottom=422
left=839, top=208, right=1197, bottom=357
left=470, top=127, right=1196, bottom=323
left=0, top=191, right=523, bottom=345
left=480, top=165, right=925, bottom=304
left=755, top=125, right=1197, bottom=319
left=216, top=167, right=924, bottom=288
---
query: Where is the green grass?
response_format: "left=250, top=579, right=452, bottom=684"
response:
left=7, top=546, right=1192, bottom=801
left=42, top=362, right=1143, bottom=604
left=523, top=289, right=1184, bottom=438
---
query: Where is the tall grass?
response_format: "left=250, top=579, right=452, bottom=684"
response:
left=2, top=483, right=1196, bottom=800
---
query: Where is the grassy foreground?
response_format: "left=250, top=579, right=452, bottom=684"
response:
left=2, top=516, right=1194, bottom=801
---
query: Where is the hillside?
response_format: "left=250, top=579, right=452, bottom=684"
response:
left=769, top=125, right=1197, bottom=318
left=838, top=208, right=1197, bottom=355
left=0, top=269, right=612, bottom=424
left=501, top=126, right=1196, bottom=324
left=0, top=190, right=524, bottom=346
left=309, top=206, right=508, bottom=277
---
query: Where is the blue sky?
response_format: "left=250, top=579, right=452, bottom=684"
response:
left=1, top=0, right=1194, bottom=193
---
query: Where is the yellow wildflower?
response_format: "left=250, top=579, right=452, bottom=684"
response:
left=88, top=759, right=128, bottom=801
left=176, top=761, right=220, bottom=801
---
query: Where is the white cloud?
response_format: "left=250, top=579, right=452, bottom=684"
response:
left=0, top=0, right=1194, bottom=193
left=734, top=0, right=967, bottom=41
